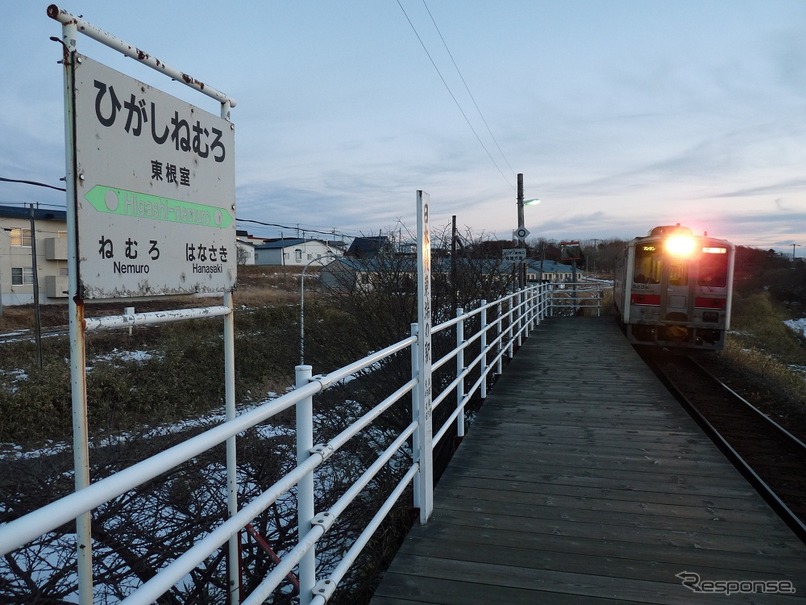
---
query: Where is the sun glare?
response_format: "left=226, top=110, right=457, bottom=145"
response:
left=665, top=234, right=696, bottom=257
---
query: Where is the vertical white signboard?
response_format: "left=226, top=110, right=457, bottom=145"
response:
left=415, top=190, right=433, bottom=522
left=72, top=54, right=236, bottom=298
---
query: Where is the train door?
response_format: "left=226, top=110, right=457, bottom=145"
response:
left=659, top=252, right=691, bottom=338
left=658, top=238, right=695, bottom=342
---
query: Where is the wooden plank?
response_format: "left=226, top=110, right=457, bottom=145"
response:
left=369, top=319, right=806, bottom=604
left=374, top=553, right=731, bottom=605
left=396, top=518, right=806, bottom=577
left=427, top=499, right=802, bottom=550
left=435, top=477, right=780, bottom=524
left=396, top=531, right=805, bottom=584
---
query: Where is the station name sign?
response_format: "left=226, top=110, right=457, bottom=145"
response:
left=72, top=53, right=236, bottom=299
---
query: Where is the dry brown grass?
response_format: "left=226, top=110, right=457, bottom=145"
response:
left=0, top=264, right=320, bottom=332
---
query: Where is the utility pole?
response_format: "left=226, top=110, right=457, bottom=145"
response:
left=29, top=205, right=43, bottom=368
left=517, top=173, right=526, bottom=289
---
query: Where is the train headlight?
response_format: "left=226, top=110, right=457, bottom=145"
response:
left=665, top=234, right=696, bottom=257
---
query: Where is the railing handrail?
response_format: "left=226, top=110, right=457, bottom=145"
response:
left=0, top=281, right=610, bottom=603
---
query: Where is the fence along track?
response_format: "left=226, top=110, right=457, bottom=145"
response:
left=1, top=284, right=608, bottom=603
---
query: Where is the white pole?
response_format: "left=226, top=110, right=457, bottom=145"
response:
left=58, top=18, right=93, bottom=604
left=455, top=308, right=465, bottom=438
left=414, top=190, right=433, bottom=524
left=480, top=301, right=488, bottom=399
left=224, top=287, right=239, bottom=603
left=296, top=364, right=315, bottom=605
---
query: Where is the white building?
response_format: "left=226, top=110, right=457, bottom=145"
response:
left=253, top=238, right=341, bottom=267
left=0, top=205, right=69, bottom=308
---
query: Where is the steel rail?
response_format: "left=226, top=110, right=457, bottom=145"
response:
left=649, top=355, right=806, bottom=543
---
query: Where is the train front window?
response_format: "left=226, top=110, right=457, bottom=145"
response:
left=633, top=245, right=662, bottom=284
left=698, top=247, right=728, bottom=287
left=668, top=259, right=689, bottom=286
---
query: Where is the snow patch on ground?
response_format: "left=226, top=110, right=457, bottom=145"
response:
left=784, top=317, right=806, bottom=338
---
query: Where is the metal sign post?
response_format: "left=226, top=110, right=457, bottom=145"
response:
left=414, top=190, right=433, bottom=523
left=48, top=5, right=239, bottom=603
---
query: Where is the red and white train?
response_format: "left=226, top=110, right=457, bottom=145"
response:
left=614, top=224, right=735, bottom=350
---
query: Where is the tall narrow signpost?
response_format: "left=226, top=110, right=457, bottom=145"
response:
left=49, top=6, right=238, bottom=603
left=414, top=190, right=434, bottom=524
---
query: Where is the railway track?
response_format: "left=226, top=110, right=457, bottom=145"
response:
left=645, top=351, right=806, bottom=543
left=0, top=325, right=67, bottom=345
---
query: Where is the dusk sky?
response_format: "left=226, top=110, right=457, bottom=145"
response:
left=2, top=1, right=805, bottom=254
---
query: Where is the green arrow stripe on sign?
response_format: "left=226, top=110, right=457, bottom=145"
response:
left=84, top=185, right=233, bottom=229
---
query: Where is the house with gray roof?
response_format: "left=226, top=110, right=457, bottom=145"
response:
left=253, top=238, right=342, bottom=267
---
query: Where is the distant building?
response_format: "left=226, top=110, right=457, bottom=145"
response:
left=253, top=238, right=342, bottom=267
left=235, top=230, right=267, bottom=265
left=0, top=205, right=68, bottom=307
left=235, top=240, right=257, bottom=265
left=320, top=256, right=582, bottom=293
left=524, top=259, right=579, bottom=283
left=345, top=236, right=392, bottom=259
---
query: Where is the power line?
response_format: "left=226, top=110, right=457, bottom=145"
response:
left=420, top=0, right=516, bottom=178
left=0, top=177, right=66, bottom=192
left=236, top=218, right=357, bottom=241
left=396, top=0, right=513, bottom=190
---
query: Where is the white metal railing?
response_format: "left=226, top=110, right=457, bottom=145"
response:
left=546, top=280, right=608, bottom=317
left=0, top=284, right=561, bottom=604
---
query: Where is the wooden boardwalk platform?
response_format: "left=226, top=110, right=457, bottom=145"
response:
left=371, top=317, right=806, bottom=604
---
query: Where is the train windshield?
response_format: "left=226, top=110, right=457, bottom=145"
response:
left=698, top=247, right=729, bottom=287
left=633, top=245, right=662, bottom=284
left=633, top=244, right=690, bottom=285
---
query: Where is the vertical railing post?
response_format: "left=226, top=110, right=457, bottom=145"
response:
left=224, top=290, right=239, bottom=604
left=507, top=295, right=514, bottom=359
left=536, top=284, right=542, bottom=322
left=524, top=287, right=531, bottom=336
left=455, top=307, right=465, bottom=439
left=547, top=283, right=553, bottom=318
left=516, top=289, right=523, bottom=348
left=496, top=299, right=504, bottom=375
left=296, top=364, right=315, bottom=605
left=411, top=323, right=422, bottom=509
left=598, top=283, right=603, bottom=317
left=480, top=300, right=488, bottom=399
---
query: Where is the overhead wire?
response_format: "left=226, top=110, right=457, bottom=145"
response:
left=0, top=177, right=66, bottom=192
left=420, top=0, right=516, bottom=179
left=396, top=0, right=514, bottom=191
left=236, top=218, right=360, bottom=242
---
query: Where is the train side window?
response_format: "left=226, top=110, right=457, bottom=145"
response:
left=698, top=251, right=728, bottom=287
left=634, top=245, right=661, bottom=284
